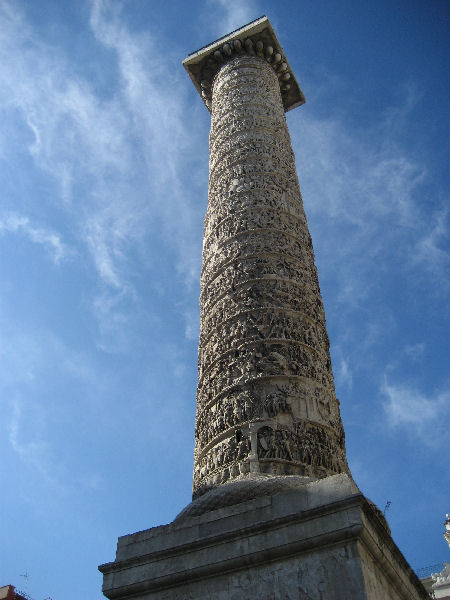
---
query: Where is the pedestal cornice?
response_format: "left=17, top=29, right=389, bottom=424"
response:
left=98, top=475, right=428, bottom=600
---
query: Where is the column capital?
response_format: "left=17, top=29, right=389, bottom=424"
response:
left=183, top=16, right=305, bottom=112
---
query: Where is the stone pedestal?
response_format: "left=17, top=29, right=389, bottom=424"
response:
left=99, top=474, right=427, bottom=600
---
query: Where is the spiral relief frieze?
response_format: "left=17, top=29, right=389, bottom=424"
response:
left=203, top=206, right=310, bottom=246
left=192, top=54, right=348, bottom=499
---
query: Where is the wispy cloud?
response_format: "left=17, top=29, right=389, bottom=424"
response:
left=0, top=0, right=205, bottom=348
left=205, top=0, right=261, bottom=38
left=290, top=81, right=448, bottom=369
left=0, top=320, right=103, bottom=498
left=8, top=396, right=64, bottom=491
left=413, top=207, right=449, bottom=277
left=0, top=3, right=129, bottom=200
left=404, top=343, right=425, bottom=361
left=295, top=104, right=428, bottom=278
left=183, top=305, right=200, bottom=342
left=89, top=0, right=204, bottom=282
left=382, top=378, right=449, bottom=447
left=335, top=355, right=353, bottom=390
left=0, top=212, right=68, bottom=263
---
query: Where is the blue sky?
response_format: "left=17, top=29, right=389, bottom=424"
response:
left=0, top=1, right=448, bottom=598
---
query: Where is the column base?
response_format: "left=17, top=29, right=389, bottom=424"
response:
left=99, top=474, right=427, bottom=600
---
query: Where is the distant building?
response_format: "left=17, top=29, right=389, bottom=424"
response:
left=0, top=585, right=29, bottom=600
left=420, top=515, right=450, bottom=599
left=430, top=563, right=450, bottom=599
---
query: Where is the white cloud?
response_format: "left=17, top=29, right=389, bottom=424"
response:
left=0, top=0, right=205, bottom=348
left=0, top=321, right=103, bottom=497
left=336, top=356, right=353, bottom=390
left=183, top=306, right=200, bottom=342
left=8, top=396, right=63, bottom=490
left=0, top=4, right=129, bottom=199
left=295, top=108, right=427, bottom=267
left=381, top=379, right=449, bottom=446
left=414, top=207, right=449, bottom=279
left=0, top=212, right=68, bottom=263
left=404, top=343, right=425, bottom=361
left=289, top=81, right=448, bottom=373
left=205, top=0, right=261, bottom=38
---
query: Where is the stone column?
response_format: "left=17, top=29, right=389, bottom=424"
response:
left=97, top=22, right=429, bottom=600
left=184, top=18, right=349, bottom=500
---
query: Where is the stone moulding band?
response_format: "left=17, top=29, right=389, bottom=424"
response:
left=195, top=417, right=342, bottom=461
left=195, top=374, right=335, bottom=415
left=199, top=253, right=317, bottom=293
left=201, top=52, right=291, bottom=110
left=201, top=227, right=312, bottom=270
left=204, top=203, right=307, bottom=235
left=199, top=275, right=323, bottom=314
left=99, top=497, right=367, bottom=573
left=199, top=307, right=328, bottom=347
left=197, top=338, right=324, bottom=383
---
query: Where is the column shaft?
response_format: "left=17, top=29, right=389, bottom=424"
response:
left=193, top=56, right=348, bottom=499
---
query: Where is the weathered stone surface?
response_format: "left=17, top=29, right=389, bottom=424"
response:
left=99, top=475, right=428, bottom=600
left=192, top=52, right=348, bottom=499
